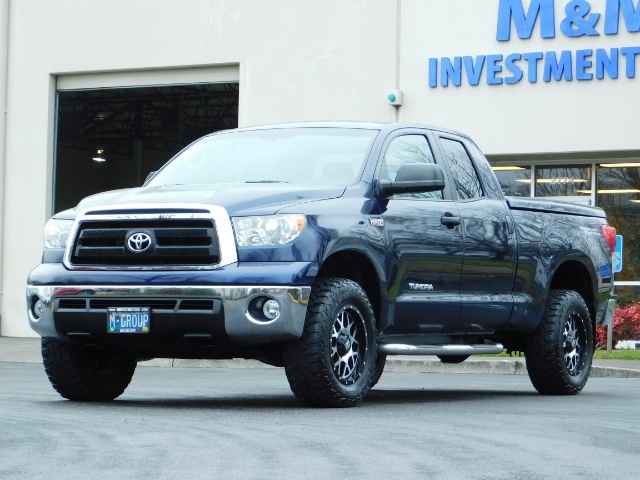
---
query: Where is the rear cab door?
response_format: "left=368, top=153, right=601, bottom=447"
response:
left=432, top=132, right=517, bottom=331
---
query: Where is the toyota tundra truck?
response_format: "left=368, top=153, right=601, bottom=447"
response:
left=26, top=122, right=617, bottom=407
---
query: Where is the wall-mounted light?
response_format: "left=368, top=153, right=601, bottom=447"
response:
left=387, top=90, right=403, bottom=106
left=491, top=166, right=525, bottom=171
left=515, top=178, right=588, bottom=183
left=92, top=149, right=106, bottom=162
left=578, top=189, right=640, bottom=194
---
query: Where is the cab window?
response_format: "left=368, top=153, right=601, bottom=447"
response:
left=380, top=134, right=443, bottom=200
left=439, top=138, right=483, bottom=200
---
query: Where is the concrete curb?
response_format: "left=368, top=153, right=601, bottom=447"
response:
left=1, top=337, right=639, bottom=378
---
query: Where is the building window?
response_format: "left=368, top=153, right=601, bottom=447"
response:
left=493, top=166, right=531, bottom=197
left=597, top=164, right=640, bottom=282
left=534, top=165, right=592, bottom=201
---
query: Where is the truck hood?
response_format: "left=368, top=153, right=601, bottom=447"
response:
left=75, top=184, right=346, bottom=216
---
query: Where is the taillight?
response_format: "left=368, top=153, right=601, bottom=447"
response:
left=601, top=225, right=616, bottom=253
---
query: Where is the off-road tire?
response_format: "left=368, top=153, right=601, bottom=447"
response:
left=370, top=353, right=387, bottom=388
left=525, top=290, right=594, bottom=395
left=41, top=337, right=136, bottom=401
left=283, top=278, right=376, bottom=407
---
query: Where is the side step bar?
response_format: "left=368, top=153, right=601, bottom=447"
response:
left=378, top=343, right=504, bottom=356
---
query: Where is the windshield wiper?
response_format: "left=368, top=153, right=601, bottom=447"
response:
left=245, top=180, right=290, bottom=183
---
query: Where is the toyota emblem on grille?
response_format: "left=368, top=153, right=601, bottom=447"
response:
left=127, top=233, right=152, bottom=253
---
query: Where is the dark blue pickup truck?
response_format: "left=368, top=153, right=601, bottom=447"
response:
left=27, top=122, right=617, bottom=407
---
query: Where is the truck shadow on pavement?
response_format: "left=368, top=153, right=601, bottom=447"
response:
left=41, top=388, right=540, bottom=411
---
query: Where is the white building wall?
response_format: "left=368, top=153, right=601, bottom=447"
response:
left=399, top=0, right=640, bottom=154
left=2, top=0, right=639, bottom=336
left=1, top=0, right=399, bottom=336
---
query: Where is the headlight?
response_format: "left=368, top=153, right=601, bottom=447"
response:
left=232, top=214, right=306, bottom=247
left=44, top=219, right=74, bottom=249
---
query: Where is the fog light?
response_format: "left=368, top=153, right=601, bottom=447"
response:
left=32, top=297, right=43, bottom=319
left=262, top=299, right=280, bottom=320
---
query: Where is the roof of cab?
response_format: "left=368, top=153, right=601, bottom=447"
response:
left=211, top=121, right=471, bottom=140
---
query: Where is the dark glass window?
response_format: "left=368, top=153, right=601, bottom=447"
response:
left=597, top=164, right=640, bottom=281
left=380, top=134, right=442, bottom=200
left=493, top=166, right=532, bottom=197
left=440, top=138, right=483, bottom=200
left=534, top=165, right=591, bottom=199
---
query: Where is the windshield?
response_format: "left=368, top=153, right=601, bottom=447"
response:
left=148, top=128, right=379, bottom=187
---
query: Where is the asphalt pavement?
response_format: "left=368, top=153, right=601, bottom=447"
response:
left=1, top=363, right=639, bottom=479
left=1, top=336, right=639, bottom=377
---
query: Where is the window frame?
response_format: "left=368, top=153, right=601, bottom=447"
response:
left=434, top=134, right=486, bottom=202
left=374, top=128, right=455, bottom=202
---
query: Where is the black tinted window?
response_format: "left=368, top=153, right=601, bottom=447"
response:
left=381, top=134, right=442, bottom=200
left=440, top=138, right=483, bottom=200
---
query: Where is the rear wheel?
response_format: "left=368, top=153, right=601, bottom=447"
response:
left=283, top=278, right=376, bottom=407
left=41, top=338, right=136, bottom=401
left=525, top=290, right=593, bottom=395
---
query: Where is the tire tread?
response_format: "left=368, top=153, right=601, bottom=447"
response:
left=42, top=337, right=136, bottom=401
left=525, top=290, right=593, bottom=395
left=283, top=278, right=375, bottom=407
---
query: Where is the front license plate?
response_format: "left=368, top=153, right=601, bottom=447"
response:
left=107, top=307, right=151, bottom=334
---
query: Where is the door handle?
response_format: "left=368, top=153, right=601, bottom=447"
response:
left=441, top=214, right=460, bottom=228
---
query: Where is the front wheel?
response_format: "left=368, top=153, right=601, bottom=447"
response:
left=283, top=278, right=376, bottom=407
left=41, top=338, right=136, bottom=401
left=525, top=290, right=594, bottom=395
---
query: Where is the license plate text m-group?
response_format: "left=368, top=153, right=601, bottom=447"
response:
left=108, top=307, right=151, bottom=334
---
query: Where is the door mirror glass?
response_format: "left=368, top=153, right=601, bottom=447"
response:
left=380, top=163, right=445, bottom=196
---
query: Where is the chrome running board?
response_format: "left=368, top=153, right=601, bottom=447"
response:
left=378, top=343, right=504, bottom=356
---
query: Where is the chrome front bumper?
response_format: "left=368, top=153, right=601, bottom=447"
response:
left=26, top=285, right=311, bottom=345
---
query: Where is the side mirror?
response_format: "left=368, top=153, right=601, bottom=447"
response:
left=379, top=163, right=446, bottom=196
left=144, top=171, right=158, bottom=185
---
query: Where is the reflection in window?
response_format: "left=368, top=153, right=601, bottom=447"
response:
left=535, top=166, right=591, bottom=198
left=492, top=166, right=531, bottom=197
left=597, top=165, right=640, bottom=282
left=440, top=138, right=483, bottom=200
left=148, top=128, right=377, bottom=187
left=382, top=135, right=442, bottom=200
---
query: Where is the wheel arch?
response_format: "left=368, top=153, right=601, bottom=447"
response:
left=316, top=249, right=384, bottom=331
left=548, top=257, right=597, bottom=337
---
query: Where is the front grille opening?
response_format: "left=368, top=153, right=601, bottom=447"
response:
left=58, top=299, right=87, bottom=310
left=89, top=299, right=178, bottom=310
left=179, top=300, right=215, bottom=311
left=55, top=298, right=218, bottom=313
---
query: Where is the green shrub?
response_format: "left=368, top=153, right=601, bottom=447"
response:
left=596, top=303, right=640, bottom=348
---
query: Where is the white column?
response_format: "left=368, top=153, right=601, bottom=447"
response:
left=0, top=0, right=9, bottom=333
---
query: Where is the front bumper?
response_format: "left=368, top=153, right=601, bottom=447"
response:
left=26, top=284, right=310, bottom=346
